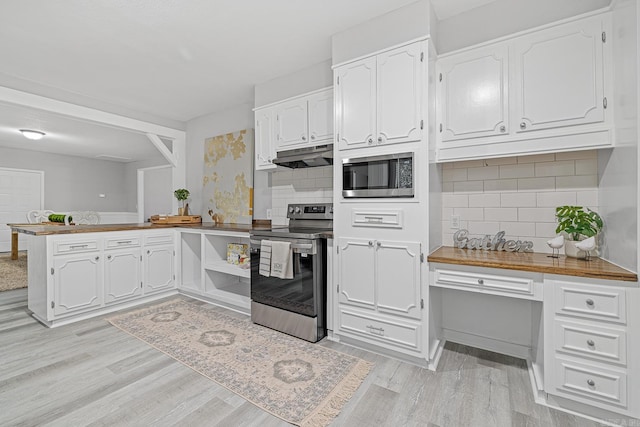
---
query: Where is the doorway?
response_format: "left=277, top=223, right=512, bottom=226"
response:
left=0, top=167, right=44, bottom=252
left=137, top=165, right=173, bottom=222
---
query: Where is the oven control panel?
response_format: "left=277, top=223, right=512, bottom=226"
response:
left=287, top=203, right=333, bottom=219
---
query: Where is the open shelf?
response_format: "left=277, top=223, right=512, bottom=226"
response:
left=204, top=269, right=250, bottom=311
left=179, top=232, right=202, bottom=293
left=203, top=260, right=250, bottom=278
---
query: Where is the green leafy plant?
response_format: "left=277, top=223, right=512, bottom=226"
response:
left=555, top=206, right=603, bottom=241
left=174, top=188, right=190, bottom=209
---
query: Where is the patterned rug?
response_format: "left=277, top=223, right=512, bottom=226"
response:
left=0, top=252, right=27, bottom=292
left=108, top=299, right=373, bottom=426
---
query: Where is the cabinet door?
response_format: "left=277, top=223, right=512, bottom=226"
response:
left=52, top=254, right=102, bottom=316
left=438, top=44, right=509, bottom=141
left=335, top=57, right=376, bottom=150
left=144, top=245, right=174, bottom=294
left=377, top=43, right=424, bottom=145
left=308, top=90, right=334, bottom=143
left=376, top=240, right=421, bottom=320
left=275, top=99, right=308, bottom=150
left=255, top=107, right=276, bottom=170
left=337, top=238, right=375, bottom=309
left=513, top=16, right=605, bottom=133
left=104, top=249, right=142, bottom=304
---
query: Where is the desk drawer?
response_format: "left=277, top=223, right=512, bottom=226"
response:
left=338, top=309, right=420, bottom=351
left=555, top=319, right=626, bottom=365
left=434, top=268, right=534, bottom=297
left=552, top=357, right=627, bottom=408
left=54, top=239, right=99, bottom=255
left=554, top=282, right=626, bottom=324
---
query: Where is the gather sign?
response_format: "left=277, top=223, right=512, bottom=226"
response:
left=453, top=229, right=534, bottom=253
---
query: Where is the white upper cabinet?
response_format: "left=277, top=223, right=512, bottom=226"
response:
left=438, top=44, right=509, bottom=141
left=436, top=13, right=612, bottom=162
left=254, top=107, right=277, bottom=171
left=335, top=40, right=425, bottom=151
left=254, top=87, right=333, bottom=169
left=275, top=98, right=309, bottom=149
left=514, top=17, right=604, bottom=133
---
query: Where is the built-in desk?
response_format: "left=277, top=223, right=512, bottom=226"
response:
left=427, top=246, right=639, bottom=422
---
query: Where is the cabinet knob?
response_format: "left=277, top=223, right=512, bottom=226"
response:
left=377, top=136, right=383, bottom=143
left=500, top=125, right=506, bottom=132
left=147, top=250, right=150, bottom=254
left=587, top=379, right=595, bottom=387
left=107, top=255, right=112, bottom=260
left=368, top=241, right=373, bottom=247
left=301, top=135, right=307, bottom=141
left=310, top=134, right=315, bottom=140
left=95, top=256, right=99, bottom=261
left=520, top=122, right=527, bottom=129
left=587, top=339, right=595, bottom=347
left=586, top=299, right=595, bottom=307
left=477, top=279, right=484, bottom=285
left=376, top=241, right=381, bottom=247
left=368, top=138, right=373, bottom=145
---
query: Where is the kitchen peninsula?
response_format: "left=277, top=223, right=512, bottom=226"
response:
left=12, top=222, right=274, bottom=328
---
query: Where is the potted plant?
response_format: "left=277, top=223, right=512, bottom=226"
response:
left=555, top=205, right=603, bottom=258
left=174, top=188, right=190, bottom=216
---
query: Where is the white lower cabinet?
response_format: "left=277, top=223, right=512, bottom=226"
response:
left=104, top=248, right=142, bottom=304
left=544, top=276, right=639, bottom=418
left=336, top=237, right=423, bottom=356
left=52, top=252, right=102, bottom=316
left=30, top=230, right=177, bottom=327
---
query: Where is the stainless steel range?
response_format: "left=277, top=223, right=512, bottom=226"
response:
left=249, top=203, right=333, bottom=342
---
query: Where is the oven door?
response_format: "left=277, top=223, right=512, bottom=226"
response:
left=249, top=237, right=325, bottom=318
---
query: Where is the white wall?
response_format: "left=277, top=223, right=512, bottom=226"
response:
left=331, top=0, right=433, bottom=65
left=0, top=146, right=134, bottom=212
left=442, top=151, right=599, bottom=254
left=598, top=0, right=638, bottom=272
left=184, top=103, right=272, bottom=221
left=142, top=166, right=173, bottom=219
left=254, top=60, right=333, bottom=108
left=435, top=0, right=611, bottom=53
left=124, top=157, right=169, bottom=213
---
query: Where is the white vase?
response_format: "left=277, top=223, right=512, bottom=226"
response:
left=564, top=239, right=597, bottom=259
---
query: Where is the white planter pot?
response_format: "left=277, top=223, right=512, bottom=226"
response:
left=564, top=239, right=597, bottom=259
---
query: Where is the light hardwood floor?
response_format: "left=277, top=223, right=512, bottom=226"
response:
left=0, top=289, right=606, bottom=427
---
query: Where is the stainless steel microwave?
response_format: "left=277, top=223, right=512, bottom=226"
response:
left=342, top=152, right=414, bottom=198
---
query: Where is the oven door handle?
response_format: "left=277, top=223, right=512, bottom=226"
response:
left=250, top=239, right=313, bottom=251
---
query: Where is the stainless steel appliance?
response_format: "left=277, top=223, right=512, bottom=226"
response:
left=273, top=144, right=333, bottom=168
left=249, top=203, right=333, bottom=342
left=342, top=151, right=414, bottom=198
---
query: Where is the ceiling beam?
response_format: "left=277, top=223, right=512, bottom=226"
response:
left=145, top=133, right=177, bottom=167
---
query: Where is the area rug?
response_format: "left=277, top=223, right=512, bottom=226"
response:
left=107, top=299, right=373, bottom=426
left=0, top=252, right=27, bottom=292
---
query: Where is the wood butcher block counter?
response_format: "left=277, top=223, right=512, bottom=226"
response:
left=10, top=221, right=274, bottom=236
left=428, top=246, right=638, bottom=282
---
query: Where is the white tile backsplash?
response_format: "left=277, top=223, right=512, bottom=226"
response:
left=441, top=151, right=599, bottom=253
left=270, top=165, right=333, bottom=225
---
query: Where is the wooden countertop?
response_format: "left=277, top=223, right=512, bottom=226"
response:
left=9, top=222, right=274, bottom=236
left=428, top=246, right=638, bottom=282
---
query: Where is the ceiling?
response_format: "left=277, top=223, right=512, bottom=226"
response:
left=0, top=0, right=504, bottom=162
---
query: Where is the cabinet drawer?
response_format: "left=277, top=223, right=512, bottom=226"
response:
left=552, top=357, right=627, bottom=408
left=144, top=233, right=174, bottom=246
left=352, top=209, right=403, bottom=228
left=554, top=282, right=626, bottom=324
left=555, top=319, right=626, bottom=365
left=53, top=239, right=99, bottom=255
left=338, top=308, right=420, bottom=351
left=105, top=236, right=141, bottom=249
left=434, top=268, right=534, bottom=297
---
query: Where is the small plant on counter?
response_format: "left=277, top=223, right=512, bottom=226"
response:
left=555, top=206, right=603, bottom=241
left=174, top=188, right=190, bottom=215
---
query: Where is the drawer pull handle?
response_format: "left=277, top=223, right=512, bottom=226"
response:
left=587, top=379, right=595, bottom=387
left=366, top=325, right=385, bottom=335
left=587, top=339, right=595, bottom=347
left=586, top=299, right=595, bottom=307
left=477, top=279, right=484, bottom=285
left=117, top=240, right=132, bottom=244
left=69, top=244, right=89, bottom=249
